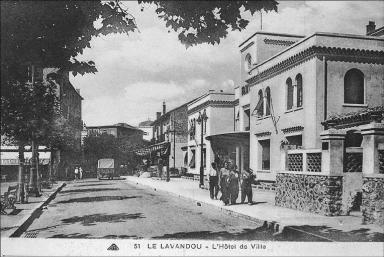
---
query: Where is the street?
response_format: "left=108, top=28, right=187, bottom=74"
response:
left=21, top=179, right=282, bottom=240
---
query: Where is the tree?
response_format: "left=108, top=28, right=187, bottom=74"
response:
left=1, top=77, right=57, bottom=200
left=83, top=133, right=145, bottom=176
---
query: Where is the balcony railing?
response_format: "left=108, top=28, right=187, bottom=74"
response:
left=286, top=149, right=322, bottom=173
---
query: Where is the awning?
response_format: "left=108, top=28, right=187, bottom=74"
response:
left=134, top=142, right=170, bottom=157
left=0, top=151, right=51, bottom=166
left=206, top=131, right=250, bottom=145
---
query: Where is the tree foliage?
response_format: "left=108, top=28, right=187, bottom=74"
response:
left=1, top=1, right=137, bottom=79
left=1, top=0, right=278, bottom=80
left=141, top=1, right=278, bottom=46
left=0, top=80, right=58, bottom=145
left=83, top=133, right=145, bottom=168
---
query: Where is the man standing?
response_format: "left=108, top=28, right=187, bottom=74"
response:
left=74, top=166, right=79, bottom=180
left=241, top=168, right=254, bottom=205
left=209, top=162, right=219, bottom=200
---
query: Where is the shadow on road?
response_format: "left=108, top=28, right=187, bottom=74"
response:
left=103, top=234, right=142, bottom=239
left=56, top=195, right=141, bottom=204
left=50, top=233, right=93, bottom=238
left=61, top=212, right=145, bottom=226
left=285, top=225, right=384, bottom=242
left=60, top=188, right=120, bottom=194
left=152, top=226, right=279, bottom=241
left=73, top=183, right=111, bottom=188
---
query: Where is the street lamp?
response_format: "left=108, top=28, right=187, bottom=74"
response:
left=196, top=109, right=208, bottom=188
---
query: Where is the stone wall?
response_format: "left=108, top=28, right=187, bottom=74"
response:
left=361, top=176, right=384, bottom=228
left=275, top=173, right=343, bottom=216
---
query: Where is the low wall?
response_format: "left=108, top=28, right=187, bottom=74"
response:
left=361, top=175, right=384, bottom=228
left=275, top=172, right=343, bottom=216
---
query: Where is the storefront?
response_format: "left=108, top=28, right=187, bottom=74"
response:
left=0, top=149, right=51, bottom=181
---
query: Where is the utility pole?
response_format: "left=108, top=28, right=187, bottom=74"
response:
left=197, top=109, right=208, bottom=188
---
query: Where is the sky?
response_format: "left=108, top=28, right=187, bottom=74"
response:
left=70, top=1, right=384, bottom=127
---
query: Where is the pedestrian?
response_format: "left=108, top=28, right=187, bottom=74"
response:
left=219, top=162, right=230, bottom=205
left=79, top=166, right=83, bottom=179
left=74, top=166, right=79, bottom=180
left=241, top=168, right=254, bottom=205
left=209, top=162, right=219, bottom=200
left=228, top=163, right=239, bottom=205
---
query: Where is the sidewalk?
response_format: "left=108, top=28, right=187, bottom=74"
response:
left=123, top=176, right=384, bottom=241
left=1, top=181, right=65, bottom=237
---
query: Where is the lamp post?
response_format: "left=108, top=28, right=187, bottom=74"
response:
left=196, top=109, right=208, bottom=188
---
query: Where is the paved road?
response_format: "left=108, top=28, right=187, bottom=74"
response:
left=21, top=179, right=321, bottom=240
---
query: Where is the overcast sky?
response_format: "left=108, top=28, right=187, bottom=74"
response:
left=70, top=1, right=384, bottom=127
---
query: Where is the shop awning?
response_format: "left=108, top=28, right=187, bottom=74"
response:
left=206, top=131, right=250, bottom=145
left=134, top=142, right=170, bottom=157
left=0, top=151, right=51, bottom=165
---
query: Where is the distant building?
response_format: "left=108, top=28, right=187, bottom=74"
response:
left=138, top=119, right=154, bottom=142
left=85, top=123, right=144, bottom=145
left=134, top=101, right=190, bottom=174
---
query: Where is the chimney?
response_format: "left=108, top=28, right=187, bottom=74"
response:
left=366, top=21, right=376, bottom=35
left=156, top=112, right=161, bottom=120
left=162, top=101, right=166, bottom=115
left=76, top=88, right=80, bottom=94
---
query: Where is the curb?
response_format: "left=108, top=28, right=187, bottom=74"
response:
left=9, top=182, right=66, bottom=238
left=126, top=179, right=334, bottom=242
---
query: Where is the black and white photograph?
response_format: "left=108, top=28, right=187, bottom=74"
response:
left=0, top=1, right=383, bottom=256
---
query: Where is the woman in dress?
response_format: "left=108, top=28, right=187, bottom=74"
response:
left=219, top=162, right=230, bottom=205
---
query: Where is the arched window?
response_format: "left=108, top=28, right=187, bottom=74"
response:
left=296, top=74, right=303, bottom=108
left=265, top=87, right=271, bottom=116
left=256, top=90, right=264, bottom=117
left=245, top=54, right=252, bottom=71
left=286, top=78, right=293, bottom=110
left=344, top=69, right=364, bottom=104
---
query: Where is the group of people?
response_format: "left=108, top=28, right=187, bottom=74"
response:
left=74, top=166, right=83, bottom=180
left=208, top=161, right=254, bottom=206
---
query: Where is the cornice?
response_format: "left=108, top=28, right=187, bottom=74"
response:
left=188, top=100, right=235, bottom=115
left=240, top=41, right=254, bottom=53
left=282, top=126, right=304, bottom=134
left=255, top=131, right=272, bottom=138
left=246, top=46, right=384, bottom=86
left=264, top=38, right=296, bottom=46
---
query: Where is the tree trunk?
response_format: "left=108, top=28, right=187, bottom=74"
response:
left=28, top=140, right=41, bottom=196
left=17, top=144, right=26, bottom=203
